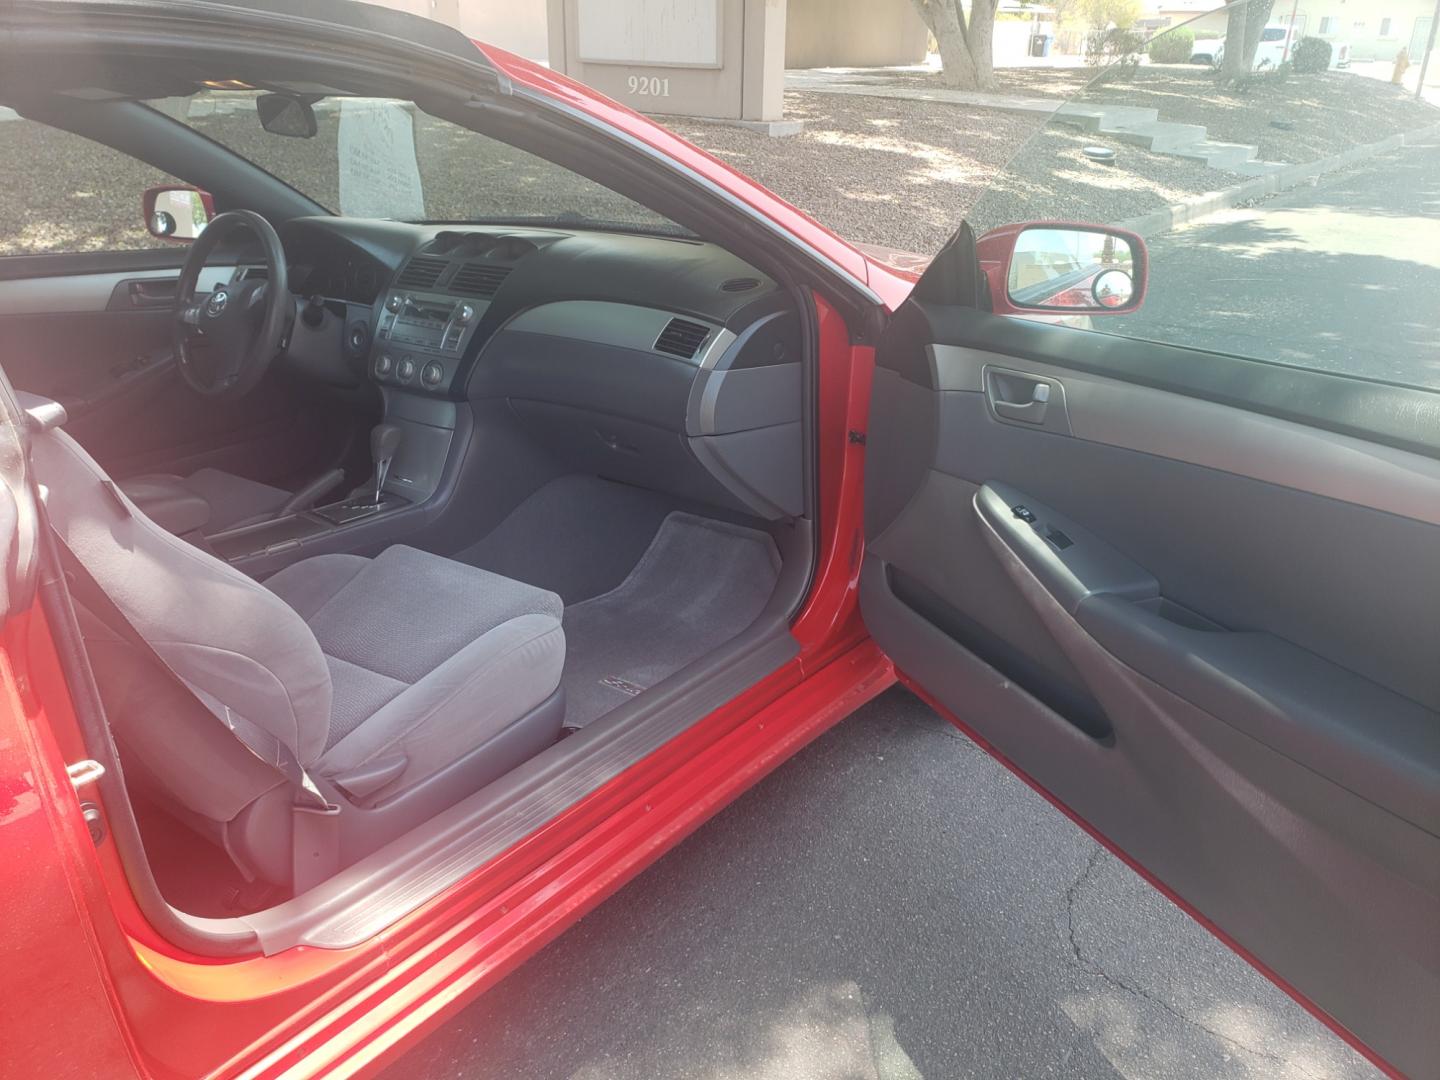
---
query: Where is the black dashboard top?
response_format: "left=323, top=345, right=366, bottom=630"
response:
left=278, top=216, right=782, bottom=332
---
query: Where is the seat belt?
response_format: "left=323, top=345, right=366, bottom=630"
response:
left=47, top=521, right=341, bottom=892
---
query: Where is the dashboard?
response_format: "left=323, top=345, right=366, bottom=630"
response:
left=274, top=217, right=805, bottom=521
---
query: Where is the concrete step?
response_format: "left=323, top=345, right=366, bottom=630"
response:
left=1104, top=120, right=1209, bottom=153
left=1054, top=103, right=1159, bottom=131
left=1230, top=159, right=1288, bottom=176
left=1171, top=139, right=1260, bottom=169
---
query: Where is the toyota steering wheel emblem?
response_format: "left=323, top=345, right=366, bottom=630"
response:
left=205, top=289, right=229, bottom=318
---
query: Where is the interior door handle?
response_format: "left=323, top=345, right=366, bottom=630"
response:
left=126, top=279, right=178, bottom=309
left=987, top=369, right=1052, bottom=424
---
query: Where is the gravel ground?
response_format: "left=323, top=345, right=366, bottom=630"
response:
left=665, top=91, right=1046, bottom=253
left=864, top=63, right=1440, bottom=165
left=0, top=121, right=179, bottom=254
left=964, top=124, right=1239, bottom=234
left=1082, top=65, right=1440, bottom=163
left=0, top=99, right=679, bottom=256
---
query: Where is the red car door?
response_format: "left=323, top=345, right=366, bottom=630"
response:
left=859, top=232, right=1440, bottom=1079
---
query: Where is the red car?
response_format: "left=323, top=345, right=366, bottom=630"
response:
left=0, top=2, right=1434, bottom=1078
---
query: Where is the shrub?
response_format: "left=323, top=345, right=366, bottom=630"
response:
left=1085, top=27, right=1145, bottom=82
left=1291, top=36, right=1332, bottom=73
left=1147, top=26, right=1195, bottom=63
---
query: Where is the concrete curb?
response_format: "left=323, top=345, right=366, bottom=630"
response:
left=1115, top=121, right=1440, bottom=237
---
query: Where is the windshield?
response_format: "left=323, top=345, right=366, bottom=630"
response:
left=148, top=90, right=691, bottom=236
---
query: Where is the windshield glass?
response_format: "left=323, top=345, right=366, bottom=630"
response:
left=148, top=90, right=691, bottom=236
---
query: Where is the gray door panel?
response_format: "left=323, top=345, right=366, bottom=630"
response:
left=863, top=310, right=1440, bottom=1077
left=0, top=265, right=324, bottom=481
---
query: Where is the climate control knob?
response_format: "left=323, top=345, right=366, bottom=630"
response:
left=396, top=356, right=416, bottom=383
left=374, top=353, right=394, bottom=377
left=385, top=294, right=403, bottom=313
left=421, top=361, right=445, bottom=388
left=456, top=303, right=476, bottom=324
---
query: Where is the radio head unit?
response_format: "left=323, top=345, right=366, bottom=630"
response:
left=372, top=289, right=486, bottom=394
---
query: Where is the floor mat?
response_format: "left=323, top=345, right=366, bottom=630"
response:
left=561, top=512, right=782, bottom=730
left=451, top=476, right=691, bottom=605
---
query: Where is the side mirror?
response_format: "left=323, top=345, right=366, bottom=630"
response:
left=256, top=93, right=319, bottom=139
left=976, top=223, right=1147, bottom=316
left=143, top=185, right=214, bottom=241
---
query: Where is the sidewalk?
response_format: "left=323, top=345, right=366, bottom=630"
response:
left=785, top=67, right=1064, bottom=116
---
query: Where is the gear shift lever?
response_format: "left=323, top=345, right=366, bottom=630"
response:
left=367, top=423, right=402, bottom=507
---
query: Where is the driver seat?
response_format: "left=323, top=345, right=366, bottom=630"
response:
left=119, top=466, right=344, bottom=537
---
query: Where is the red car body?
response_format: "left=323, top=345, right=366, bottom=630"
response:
left=0, top=25, right=1403, bottom=1080
left=2, top=41, right=906, bottom=1080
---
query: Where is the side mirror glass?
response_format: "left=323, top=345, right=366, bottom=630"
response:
left=143, top=185, right=213, bottom=241
left=1006, top=227, right=1143, bottom=313
left=257, top=93, right=319, bottom=138
left=977, top=223, right=1148, bottom=316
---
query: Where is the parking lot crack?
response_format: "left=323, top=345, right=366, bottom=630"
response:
left=1062, top=847, right=1326, bottom=1080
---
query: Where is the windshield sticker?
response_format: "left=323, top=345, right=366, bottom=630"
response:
left=337, top=99, right=425, bottom=220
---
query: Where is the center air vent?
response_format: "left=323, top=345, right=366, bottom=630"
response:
left=449, top=262, right=512, bottom=298
left=654, top=317, right=711, bottom=359
left=395, top=256, right=448, bottom=289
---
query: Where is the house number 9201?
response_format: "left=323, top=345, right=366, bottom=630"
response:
left=627, top=75, right=671, bottom=97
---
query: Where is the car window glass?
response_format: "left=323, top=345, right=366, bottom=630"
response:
left=0, top=117, right=183, bottom=256
left=967, top=6, right=1440, bottom=391
left=149, top=91, right=691, bottom=237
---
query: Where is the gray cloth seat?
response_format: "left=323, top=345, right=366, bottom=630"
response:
left=138, top=467, right=293, bottom=532
left=32, top=417, right=566, bottom=886
left=265, top=546, right=566, bottom=797
left=120, top=467, right=308, bottom=536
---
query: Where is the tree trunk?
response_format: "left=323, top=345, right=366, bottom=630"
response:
left=968, top=0, right=998, bottom=90
left=932, top=11, right=982, bottom=89
left=1240, top=0, right=1277, bottom=68
left=911, top=0, right=994, bottom=91
left=1220, top=1, right=1249, bottom=78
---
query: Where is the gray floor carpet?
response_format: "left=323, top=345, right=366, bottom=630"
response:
left=561, top=512, right=782, bottom=730
left=451, top=476, right=687, bottom=605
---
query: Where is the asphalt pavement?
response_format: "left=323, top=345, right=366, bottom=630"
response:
left=1109, top=138, right=1440, bottom=389
left=384, top=688, right=1378, bottom=1080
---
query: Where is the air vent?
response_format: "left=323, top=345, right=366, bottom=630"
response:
left=394, top=256, right=448, bottom=289
left=720, top=277, right=761, bottom=293
left=449, top=262, right=512, bottom=298
left=653, top=317, right=711, bottom=359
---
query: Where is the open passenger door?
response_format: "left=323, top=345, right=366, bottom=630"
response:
left=860, top=227, right=1440, bottom=1078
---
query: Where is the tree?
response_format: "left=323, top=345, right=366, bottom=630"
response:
left=1079, top=0, right=1142, bottom=29
left=909, top=0, right=1001, bottom=91
left=1220, top=0, right=1277, bottom=77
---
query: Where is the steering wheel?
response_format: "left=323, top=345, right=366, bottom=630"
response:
left=173, top=209, right=292, bottom=399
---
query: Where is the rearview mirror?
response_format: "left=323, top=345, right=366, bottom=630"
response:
left=977, top=223, right=1147, bottom=316
left=256, top=93, right=319, bottom=138
left=143, top=185, right=214, bottom=241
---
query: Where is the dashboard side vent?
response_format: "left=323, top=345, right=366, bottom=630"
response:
left=720, top=277, right=761, bottom=293
left=654, top=317, right=711, bottom=359
left=449, top=262, right=512, bottom=298
left=395, top=256, right=448, bottom=289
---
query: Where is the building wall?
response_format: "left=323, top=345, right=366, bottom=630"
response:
left=1297, top=1, right=1435, bottom=62
left=784, top=0, right=928, bottom=68
left=365, top=0, right=551, bottom=60
left=460, top=0, right=550, bottom=60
